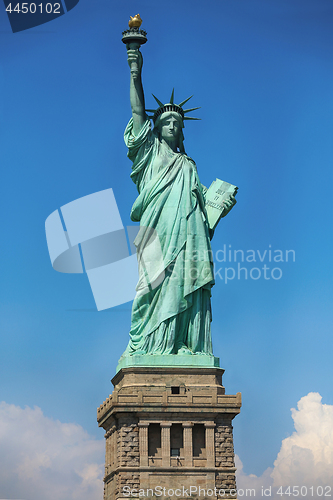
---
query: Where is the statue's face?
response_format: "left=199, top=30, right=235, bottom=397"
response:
left=158, top=113, right=182, bottom=142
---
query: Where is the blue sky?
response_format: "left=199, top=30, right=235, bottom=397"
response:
left=0, top=0, right=333, bottom=494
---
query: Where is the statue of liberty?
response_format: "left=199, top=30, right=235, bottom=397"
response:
left=120, top=22, right=236, bottom=360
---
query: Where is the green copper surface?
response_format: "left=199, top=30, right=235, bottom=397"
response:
left=117, top=354, right=220, bottom=372
left=119, top=36, right=237, bottom=371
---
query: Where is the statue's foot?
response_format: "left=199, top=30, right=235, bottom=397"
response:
left=177, top=346, right=193, bottom=355
left=194, top=351, right=212, bottom=356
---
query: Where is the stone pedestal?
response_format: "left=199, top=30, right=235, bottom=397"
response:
left=97, top=366, right=241, bottom=500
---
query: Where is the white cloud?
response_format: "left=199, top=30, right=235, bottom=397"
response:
left=0, top=402, right=104, bottom=500
left=236, top=392, right=333, bottom=499
left=272, top=392, right=333, bottom=488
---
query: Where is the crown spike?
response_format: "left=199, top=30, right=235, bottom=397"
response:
left=170, top=88, right=175, bottom=104
left=183, top=107, right=201, bottom=114
left=178, top=95, right=193, bottom=107
left=183, top=117, right=201, bottom=121
left=152, top=94, right=164, bottom=107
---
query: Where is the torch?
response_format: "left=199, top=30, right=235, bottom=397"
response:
left=122, top=14, right=147, bottom=77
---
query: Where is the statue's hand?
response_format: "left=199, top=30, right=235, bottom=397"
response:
left=222, top=195, right=237, bottom=217
left=127, top=48, right=143, bottom=79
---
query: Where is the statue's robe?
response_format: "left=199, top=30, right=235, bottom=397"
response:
left=123, top=118, right=214, bottom=355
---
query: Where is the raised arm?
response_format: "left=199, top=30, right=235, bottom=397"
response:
left=127, top=48, right=145, bottom=136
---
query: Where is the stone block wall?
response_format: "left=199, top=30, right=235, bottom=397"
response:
left=117, top=420, right=140, bottom=468
left=215, top=417, right=236, bottom=493
left=114, top=472, right=140, bottom=499
left=215, top=419, right=235, bottom=469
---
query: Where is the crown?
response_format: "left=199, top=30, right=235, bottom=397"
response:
left=146, top=89, right=200, bottom=124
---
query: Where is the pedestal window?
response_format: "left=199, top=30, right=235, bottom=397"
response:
left=170, top=423, right=184, bottom=466
left=193, top=423, right=206, bottom=466
left=148, top=423, right=162, bottom=465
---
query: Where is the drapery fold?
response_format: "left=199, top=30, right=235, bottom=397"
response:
left=122, top=118, right=214, bottom=356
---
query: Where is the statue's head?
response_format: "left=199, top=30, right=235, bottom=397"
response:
left=146, top=90, right=200, bottom=152
left=155, top=111, right=183, bottom=138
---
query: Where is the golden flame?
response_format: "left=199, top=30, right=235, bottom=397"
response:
left=128, top=14, right=142, bottom=28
